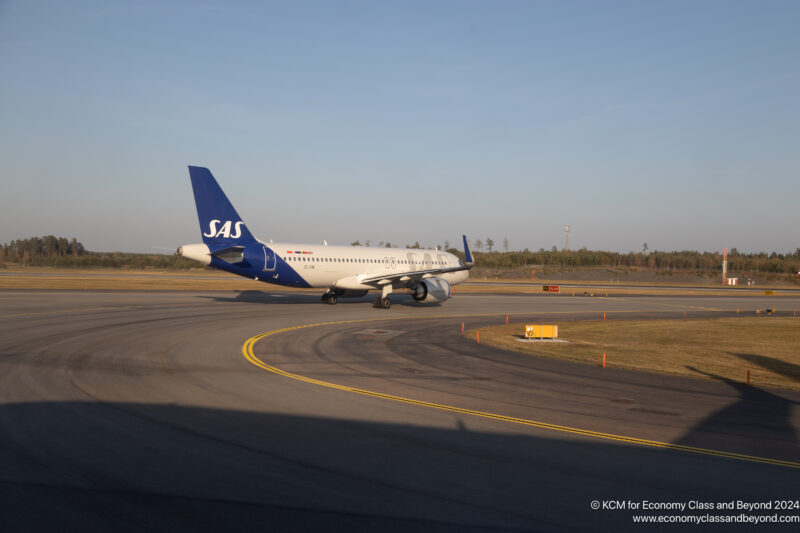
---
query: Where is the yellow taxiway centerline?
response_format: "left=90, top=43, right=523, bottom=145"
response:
left=242, top=316, right=800, bottom=470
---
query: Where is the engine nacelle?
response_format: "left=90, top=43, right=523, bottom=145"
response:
left=411, top=277, right=451, bottom=303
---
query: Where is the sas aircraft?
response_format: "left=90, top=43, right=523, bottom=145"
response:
left=178, top=166, right=473, bottom=308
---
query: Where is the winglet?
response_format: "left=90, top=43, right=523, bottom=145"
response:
left=462, top=235, right=474, bottom=265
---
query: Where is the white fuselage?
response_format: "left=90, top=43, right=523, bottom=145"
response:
left=269, top=242, right=469, bottom=289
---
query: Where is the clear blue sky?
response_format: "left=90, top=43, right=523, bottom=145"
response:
left=1, top=0, right=798, bottom=253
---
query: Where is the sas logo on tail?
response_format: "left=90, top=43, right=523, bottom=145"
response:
left=203, top=220, right=244, bottom=239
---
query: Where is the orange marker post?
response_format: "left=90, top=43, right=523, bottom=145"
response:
left=683, top=311, right=686, bottom=319
left=461, top=322, right=464, bottom=333
left=603, top=312, right=606, bottom=321
left=602, top=353, right=606, bottom=368
left=747, top=370, right=750, bottom=386
left=505, top=315, right=509, bottom=325
left=476, top=331, right=480, bottom=344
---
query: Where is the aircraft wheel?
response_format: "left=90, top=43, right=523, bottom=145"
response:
left=328, top=294, right=338, bottom=305
left=380, top=297, right=391, bottom=309
left=321, top=293, right=329, bottom=303
left=373, top=297, right=382, bottom=308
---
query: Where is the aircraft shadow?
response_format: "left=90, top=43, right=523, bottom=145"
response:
left=678, top=366, right=799, bottom=457
left=1, top=401, right=795, bottom=533
left=727, top=352, right=800, bottom=384
left=202, top=290, right=442, bottom=308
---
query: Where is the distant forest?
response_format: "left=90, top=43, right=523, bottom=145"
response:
left=453, top=247, right=800, bottom=275
left=1, top=236, right=196, bottom=269
left=2, top=236, right=799, bottom=275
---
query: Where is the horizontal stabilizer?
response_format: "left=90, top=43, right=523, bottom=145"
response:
left=210, top=245, right=245, bottom=264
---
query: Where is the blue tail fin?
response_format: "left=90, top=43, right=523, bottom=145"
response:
left=188, top=166, right=257, bottom=245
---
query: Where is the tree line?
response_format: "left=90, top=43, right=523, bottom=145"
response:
left=3, top=236, right=799, bottom=275
left=2, top=236, right=85, bottom=260
left=349, top=236, right=800, bottom=275
left=1, top=236, right=196, bottom=269
left=455, top=247, right=800, bottom=275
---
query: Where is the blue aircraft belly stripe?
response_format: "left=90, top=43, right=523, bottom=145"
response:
left=209, top=248, right=312, bottom=288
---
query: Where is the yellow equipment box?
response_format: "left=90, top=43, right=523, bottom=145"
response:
left=525, top=325, right=558, bottom=339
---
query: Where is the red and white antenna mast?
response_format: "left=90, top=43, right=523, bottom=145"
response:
left=722, top=248, right=728, bottom=285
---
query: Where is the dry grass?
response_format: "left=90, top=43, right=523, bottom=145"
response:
left=453, top=283, right=794, bottom=297
left=470, top=318, right=800, bottom=390
left=0, top=267, right=793, bottom=297
left=0, top=269, right=317, bottom=292
left=452, top=284, right=747, bottom=296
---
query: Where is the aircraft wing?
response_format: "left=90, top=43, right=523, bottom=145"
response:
left=358, top=235, right=474, bottom=287
left=358, top=263, right=472, bottom=287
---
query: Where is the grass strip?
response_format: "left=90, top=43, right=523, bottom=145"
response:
left=471, top=317, right=800, bottom=390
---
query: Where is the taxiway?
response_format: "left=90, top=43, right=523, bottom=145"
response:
left=1, top=290, right=797, bottom=531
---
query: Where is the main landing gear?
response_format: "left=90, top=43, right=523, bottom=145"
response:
left=373, top=296, right=391, bottom=309
left=322, top=286, right=392, bottom=309
left=321, top=292, right=337, bottom=305
left=372, top=284, right=393, bottom=309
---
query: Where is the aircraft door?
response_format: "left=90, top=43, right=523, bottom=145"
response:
left=263, top=246, right=276, bottom=271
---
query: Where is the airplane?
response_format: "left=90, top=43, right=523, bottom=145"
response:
left=177, top=166, right=474, bottom=308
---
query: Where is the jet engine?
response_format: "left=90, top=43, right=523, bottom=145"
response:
left=411, top=277, right=451, bottom=303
